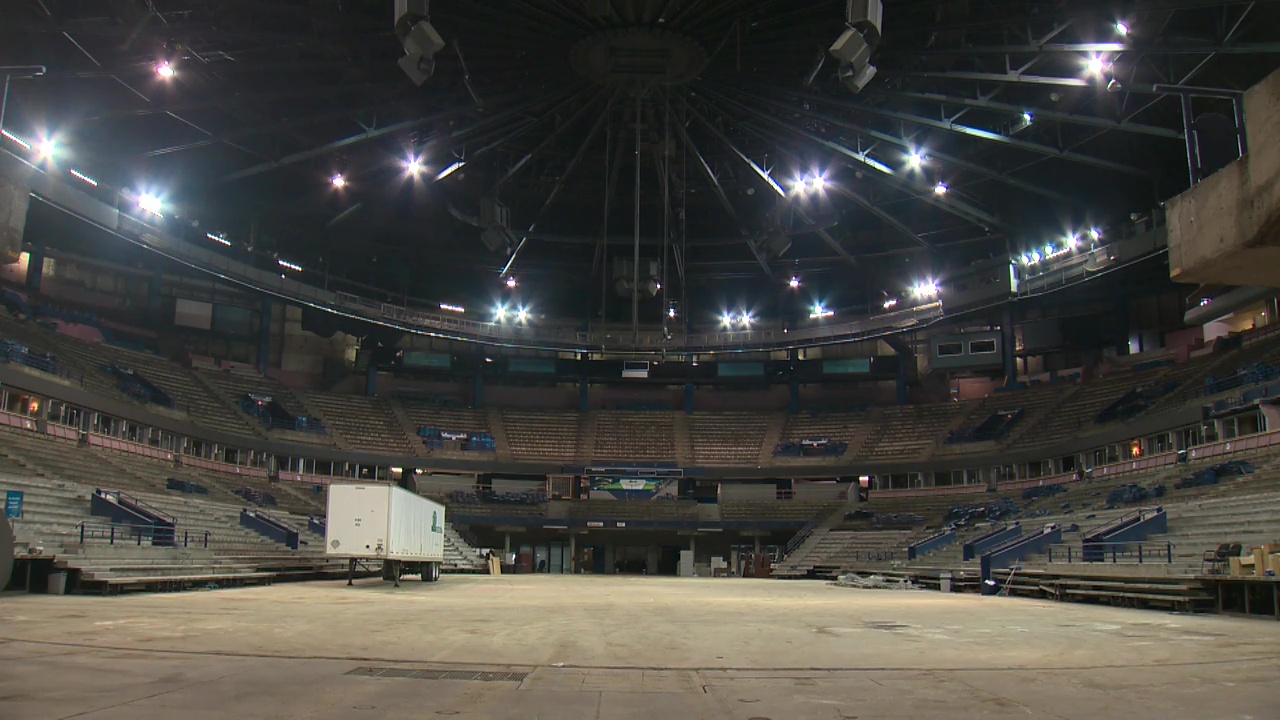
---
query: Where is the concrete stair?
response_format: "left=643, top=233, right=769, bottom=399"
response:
left=485, top=407, right=514, bottom=462
left=757, top=413, right=787, bottom=465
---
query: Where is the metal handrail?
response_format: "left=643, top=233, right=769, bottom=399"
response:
left=77, top=519, right=209, bottom=548
left=1046, top=540, right=1174, bottom=565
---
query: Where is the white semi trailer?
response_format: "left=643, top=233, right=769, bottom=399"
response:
left=325, top=483, right=445, bottom=586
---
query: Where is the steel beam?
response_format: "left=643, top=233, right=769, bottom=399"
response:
left=700, top=87, right=1000, bottom=229
left=668, top=98, right=774, bottom=277
left=865, top=88, right=1183, bottom=140
left=773, top=86, right=1150, bottom=177
left=725, top=85, right=1080, bottom=201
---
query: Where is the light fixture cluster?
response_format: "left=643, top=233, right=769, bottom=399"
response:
left=493, top=303, right=530, bottom=324
left=2, top=128, right=108, bottom=194
left=911, top=280, right=940, bottom=299
left=789, top=173, right=827, bottom=195
left=439, top=303, right=465, bottom=314
left=809, top=303, right=834, bottom=320
left=1016, top=228, right=1102, bottom=267
left=205, top=232, right=231, bottom=247
left=137, top=193, right=163, bottom=216
left=277, top=258, right=303, bottom=273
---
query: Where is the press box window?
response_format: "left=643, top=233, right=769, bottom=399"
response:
left=936, top=342, right=963, bottom=357
left=968, top=339, right=998, bottom=355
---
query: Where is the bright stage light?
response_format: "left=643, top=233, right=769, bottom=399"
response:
left=138, top=194, right=163, bottom=216
left=330, top=174, right=346, bottom=188
left=933, top=182, right=948, bottom=196
left=156, top=62, right=175, bottom=78
left=1115, top=21, right=1130, bottom=36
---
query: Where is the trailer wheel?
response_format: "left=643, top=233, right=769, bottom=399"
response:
left=421, top=562, right=440, bottom=582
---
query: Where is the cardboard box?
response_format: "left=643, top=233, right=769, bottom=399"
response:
left=1231, top=555, right=1257, bottom=577
left=1266, top=553, right=1280, bottom=577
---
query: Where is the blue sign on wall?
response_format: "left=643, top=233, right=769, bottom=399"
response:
left=5, top=490, right=22, bottom=519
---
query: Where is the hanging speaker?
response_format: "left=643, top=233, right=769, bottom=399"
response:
left=829, top=28, right=871, bottom=67
left=399, top=53, right=436, bottom=86
left=846, top=0, right=884, bottom=45
left=840, top=63, right=878, bottom=94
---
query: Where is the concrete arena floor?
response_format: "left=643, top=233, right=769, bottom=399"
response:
left=2, top=576, right=1279, bottom=720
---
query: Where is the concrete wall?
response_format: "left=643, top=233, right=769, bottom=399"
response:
left=1167, top=68, right=1280, bottom=286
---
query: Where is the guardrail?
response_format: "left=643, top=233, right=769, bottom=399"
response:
left=1, top=145, right=950, bottom=353
left=1047, top=540, right=1174, bottom=565
left=907, top=528, right=957, bottom=560
left=77, top=520, right=208, bottom=548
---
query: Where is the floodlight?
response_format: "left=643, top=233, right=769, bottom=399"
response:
left=516, top=307, right=529, bottom=323
left=505, top=276, right=517, bottom=289
left=1085, top=55, right=1107, bottom=75
left=720, top=313, right=733, bottom=326
left=789, top=277, right=801, bottom=289
left=1089, top=227, right=1102, bottom=241
left=156, top=62, right=175, bottom=78
left=933, top=182, right=948, bottom=196
left=1114, top=21, right=1130, bottom=36
left=494, top=305, right=507, bottom=321
left=330, top=174, right=346, bottom=188
left=907, top=151, right=923, bottom=170
left=1022, top=112, right=1033, bottom=125
left=37, top=137, right=56, bottom=161
left=138, top=194, right=163, bottom=216
left=405, top=157, right=423, bottom=174
left=913, top=281, right=940, bottom=298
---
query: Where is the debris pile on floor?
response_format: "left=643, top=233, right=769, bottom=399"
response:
left=831, top=573, right=921, bottom=590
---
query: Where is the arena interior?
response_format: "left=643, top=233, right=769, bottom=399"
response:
left=2, top=1, right=1280, bottom=718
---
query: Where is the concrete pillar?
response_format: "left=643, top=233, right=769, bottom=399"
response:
left=1002, top=304, right=1017, bottom=386
left=24, top=241, right=43, bottom=293
left=568, top=533, right=577, bottom=574
left=147, top=270, right=163, bottom=322
left=579, top=378, right=589, bottom=413
left=0, top=177, right=29, bottom=265
left=258, top=296, right=272, bottom=375
left=753, top=535, right=761, bottom=554
left=503, top=533, right=511, bottom=557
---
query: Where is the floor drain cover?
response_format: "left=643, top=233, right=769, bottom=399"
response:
left=347, top=667, right=528, bottom=682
